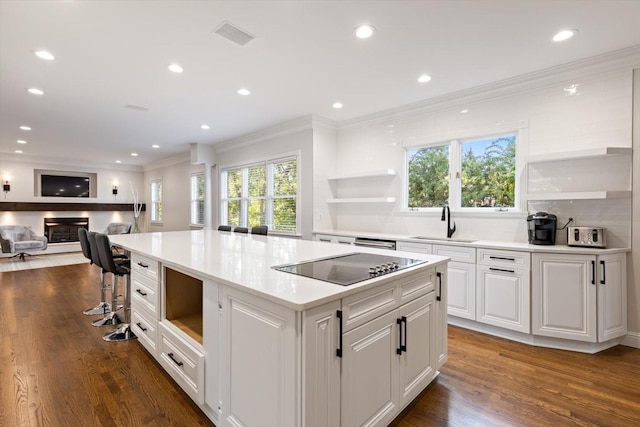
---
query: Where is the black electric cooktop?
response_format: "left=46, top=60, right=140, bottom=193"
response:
left=273, top=252, right=428, bottom=286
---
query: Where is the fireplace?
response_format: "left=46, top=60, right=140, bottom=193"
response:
left=44, top=217, right=89, bottom=243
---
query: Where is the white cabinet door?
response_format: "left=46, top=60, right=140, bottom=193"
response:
left=476, top=265, right=530, bottom=333
left=446, top=261, right=476, bottom=320
left=396, top=241, right=433, bottom=254
left=203, top=281, right=220, bottom=420
left=303, top=301, right=341, bottom=427
left=341, top=309, right=399, bottom=427
left=435, top=265, right=448, bottom=369
left=532, top=253, right=597, bottom=342
left=219, top=286, right=298, bottom=427
left=597, top=253, right=627, bottom=341
left=397, top=293, right=436, bottom=407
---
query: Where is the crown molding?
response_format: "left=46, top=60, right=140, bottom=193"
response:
left=0, top=153, right=144, bottom=173
left=142, top=152, right=191, bottom=172
left=338, top=45, right=640, bottom=129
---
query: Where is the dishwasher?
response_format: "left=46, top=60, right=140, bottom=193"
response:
left=353, top=237, right=396, bottom=250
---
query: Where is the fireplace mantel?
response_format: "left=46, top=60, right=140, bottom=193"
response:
left=0, top=202, right=146, bottom=212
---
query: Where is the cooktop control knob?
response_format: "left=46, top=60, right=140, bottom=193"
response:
left=369, top=267, right=377, bottom=275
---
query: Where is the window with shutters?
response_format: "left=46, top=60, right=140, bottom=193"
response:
left=220, top=156, right=298, bottom=234
left=150, top=178, right=163, bottom=222
left=190, top=173, right=205, bottom=226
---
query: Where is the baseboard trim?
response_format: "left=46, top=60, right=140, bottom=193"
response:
left=622, top=331, right=640, bottom=349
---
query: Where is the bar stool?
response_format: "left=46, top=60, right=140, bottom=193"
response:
left=251, top=226, right=268, bottom=235
left=217, top=225, right=232, bottom=231
left=96, top=233, right=136, bottom=342
left=233, top=226, right=248, bottom=233
left=79, top=228, right=113, bottom=315
left=89, top=232, right=124, bottom=327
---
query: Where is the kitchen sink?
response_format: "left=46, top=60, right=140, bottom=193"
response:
left=410, top=236, right=477, bottom=243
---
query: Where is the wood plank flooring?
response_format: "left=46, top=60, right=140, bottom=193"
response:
left=2, top=263, right=639, bottom=426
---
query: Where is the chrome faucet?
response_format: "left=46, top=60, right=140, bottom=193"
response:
left=441, top=205, right=456, bottom=238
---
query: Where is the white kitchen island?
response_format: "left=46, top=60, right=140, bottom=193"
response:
left=109, top=230, right=449, bottom=427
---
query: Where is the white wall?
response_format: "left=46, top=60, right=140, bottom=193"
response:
left=0, top=156, right=144, bottom=241
left=332, top=68, right=633, bottom=247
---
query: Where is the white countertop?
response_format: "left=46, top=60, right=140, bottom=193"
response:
left=109, top=230, right=449, bottom=311
left=314, top=229, right=630, bottom=254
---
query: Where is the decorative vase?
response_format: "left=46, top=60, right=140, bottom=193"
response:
left=133, top=216, right=140, bottom=233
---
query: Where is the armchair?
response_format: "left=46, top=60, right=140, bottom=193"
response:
left=0, top=225, right=48, bottom=261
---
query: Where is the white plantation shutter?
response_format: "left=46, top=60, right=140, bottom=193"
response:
left=190, top=173, right=205, bottom=226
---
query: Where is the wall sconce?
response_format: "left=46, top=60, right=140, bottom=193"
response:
left=2, top=174, right=10, bottom=198
left=112, top=180, right=118, bottom=197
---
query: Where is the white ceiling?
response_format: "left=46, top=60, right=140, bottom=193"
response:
left=2, top=0, right=640, bottom=168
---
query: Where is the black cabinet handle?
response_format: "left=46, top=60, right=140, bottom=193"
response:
left=136, top=322, right=147, bottom=332
left=396, top=318, right=403, bottom=355
left=591, top=260, right=596, bottom=285
left=135, top=289, right=147, bottom=296
left=137, top=262, right=148, bottom=268
left=600, top=260, right=606, bottom=285
left=401, top=316, right=407, bottom=353
left=336, top=310, right=343, bottom=358
left=167, top=352, right=183, bottom=367
left=436, top=272, right=442, bottom=301
left=489, top=267, right=515, bottom=274
left=489, top=256, right=516, bottom=261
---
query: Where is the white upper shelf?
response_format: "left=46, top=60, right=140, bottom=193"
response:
left=327, top=197, right=397, bottom=204
left=526, top=191, right=631, bottom=201
left=526, top=147, right=631, bottom=164
left=327, top=169, right=397, bottom=181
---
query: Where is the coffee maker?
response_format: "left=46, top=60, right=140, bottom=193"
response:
left=527, top=212, right=557, bottom=245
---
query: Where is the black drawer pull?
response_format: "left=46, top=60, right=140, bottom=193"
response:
left=600, top=260, right=606, bottom=285
left=436, top=272, right=442, bottom=301
left=336, top=310, right=343, bottom=358
left=135, top=289, right=147, bottom=296
left=167, top=352, right=183, bottom=367
left=136, top=322, right=147, bottom=332
left=396, top=317, right=403, bottom=355
left=591, top=260, right=596, bottom=285
left=489, top=267, right=515, bottom=274
left=137, top=262, right=148, bottom=268
left=489, top=256, right=516, bottom=261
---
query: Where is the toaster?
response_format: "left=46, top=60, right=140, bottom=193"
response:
left=567, top=226, right=606, bottom=248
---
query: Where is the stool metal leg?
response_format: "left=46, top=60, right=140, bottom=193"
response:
left=103, top=272, right=136, bottom=342
left=92, top=272, right=123, bottom=327
left=84, top=270, right=113, bottom=315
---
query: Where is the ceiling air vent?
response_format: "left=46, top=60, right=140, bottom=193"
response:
left=214, top=21, right=256, bottom=46
left=124, top=104, right=150, bottom=112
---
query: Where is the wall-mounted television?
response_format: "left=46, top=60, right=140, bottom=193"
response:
left=41, top=175, right=91, bottom=197
left=35, top=169, right=97, bottom=198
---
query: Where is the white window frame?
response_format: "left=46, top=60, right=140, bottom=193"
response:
left=220, top=153, right=300, bottom=235
left=403, top=124, right=526, bottom=216
left=190, top=173, right=205, bottom=227
left=150, top=178, right=162, bottom=223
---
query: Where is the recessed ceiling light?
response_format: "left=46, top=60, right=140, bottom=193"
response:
left=332, top=102, right=343, bottom=109
left=564, top=84, right=580, bottom=96
left=354, top=25, right=376, bottom=39
left=460, top=109, right=469, bottom=114
left=35, top=50, right=55, bottom=60
left=168, top=63, right=184, bottom=73
left=17, top=140, right=27, bottom=144
left=553, top=29, right=577, bottom=42
left=28, top=88, right=44, bottom=95
left=237, top=88, right=251, bottom=96
left=19, top=125, right=31, bottom=131
left=115, top=160, right=122, bottom=164
left=131, top=152, right=138, bottom=157
left=417, top=74, right=432, bottom=83
left=152, top=144, right=160, bottom=148
left=15, top=150, right=23, bottom=154
left=200, top=124, right=210, bottom=130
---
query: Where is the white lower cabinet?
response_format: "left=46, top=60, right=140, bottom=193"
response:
left=476, top=249, right=530, bottom=333
left=532, top=252, right=627, bottom=342
left=218, top=285, right=298, bottom=427
left=341, top=292, right=436, bottom=427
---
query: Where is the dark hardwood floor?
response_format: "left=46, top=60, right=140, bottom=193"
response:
left=1, top=262, right=639, bottom=426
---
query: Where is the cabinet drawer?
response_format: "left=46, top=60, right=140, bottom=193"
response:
left=433, top=244, right=476, bottom=263
left=131, top=277, right=159, bottom=317
left=477, top=249, right=530, bottom=269
left=131, top=308, right=158, bottom=356
left=397, top=242, right=433, bottom=255
left=399, top=267, right=435, bottom=304
left=158, top=322, right=205, bottom=405
left=131, top=253, right=159, bottom=284
left=342, top=281, right=398, bottom=332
